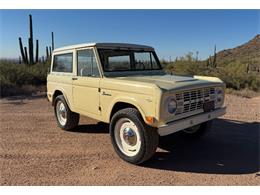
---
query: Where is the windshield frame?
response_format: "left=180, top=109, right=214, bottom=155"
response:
left=97, top=48, right=163, bottom=73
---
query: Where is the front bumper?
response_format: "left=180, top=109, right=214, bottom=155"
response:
left=158, top=107, right=226, bottom=136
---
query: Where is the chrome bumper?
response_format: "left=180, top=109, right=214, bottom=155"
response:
left=158, top=107, right=226, bottom=136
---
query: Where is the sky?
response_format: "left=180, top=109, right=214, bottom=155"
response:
left=0, top=10, right=259, bottom=60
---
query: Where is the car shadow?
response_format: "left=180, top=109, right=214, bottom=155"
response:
left=143, top=118, right=260, bottom=175
left=70, top=122, right=109, bottom=134
left=68, top=118, right=259, bottom=175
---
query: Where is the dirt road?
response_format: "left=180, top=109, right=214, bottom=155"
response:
left=0, top=94, right=259, bottom=185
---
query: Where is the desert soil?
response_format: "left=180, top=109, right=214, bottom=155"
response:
left=0, top=94, right=259, bottom=185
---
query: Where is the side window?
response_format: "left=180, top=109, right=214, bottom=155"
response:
left=134, top=52, right=159, bottom=70
left=52, top=53, right=73, bottom=73
left=108, top=55, right=131, bottom=71
left=77, top=49, right=99, bottom=77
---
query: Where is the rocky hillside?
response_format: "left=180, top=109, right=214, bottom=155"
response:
left=216, top=34, right=260, bottom=71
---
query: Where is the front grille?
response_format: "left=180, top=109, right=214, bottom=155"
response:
left=175, top=87, right=215, bottom=115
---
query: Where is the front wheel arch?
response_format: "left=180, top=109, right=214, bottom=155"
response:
left=108, top=101, right=147, bottom=125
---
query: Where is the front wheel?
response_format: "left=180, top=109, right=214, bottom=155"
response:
left=110, top=108, right=159, bottom=164
left=54, top=95, right=79, bottom=130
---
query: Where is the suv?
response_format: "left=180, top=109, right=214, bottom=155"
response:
left=47, top=43, right=226, bottom=164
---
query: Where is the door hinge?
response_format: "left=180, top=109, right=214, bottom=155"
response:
left=98, top=88, right=101, bottom=92
left=98, top=106, right=102, bottom=111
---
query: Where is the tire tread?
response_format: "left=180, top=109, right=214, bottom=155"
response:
left=110, top=108, right=158, bottom=164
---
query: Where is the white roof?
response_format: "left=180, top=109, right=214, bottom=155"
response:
left=53, top=42, right=154, bottom=52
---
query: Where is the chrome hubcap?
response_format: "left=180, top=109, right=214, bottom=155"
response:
left=114, top=118, right=141, bottom=157
left=123, top=127, right=137, bottom=146
left=56, top=101, right=67, bottom=126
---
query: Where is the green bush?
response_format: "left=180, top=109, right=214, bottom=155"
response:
left=0, top=60, right=48, bottom=97
left=164, top=53, right=260, bottom=92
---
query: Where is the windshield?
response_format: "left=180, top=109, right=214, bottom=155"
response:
left=98, top=49, right=162, bottom=72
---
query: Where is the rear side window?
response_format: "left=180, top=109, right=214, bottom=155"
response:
left=52, top=53, right=73, bottom=73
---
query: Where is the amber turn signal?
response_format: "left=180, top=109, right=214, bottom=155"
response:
left=145, top=116, right=154, bottom=124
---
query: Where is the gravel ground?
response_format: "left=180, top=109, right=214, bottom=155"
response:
left=0, top=94, right=259, bottom=185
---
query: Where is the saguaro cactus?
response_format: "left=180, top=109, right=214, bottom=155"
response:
left=28, top=38, right=33, bottom=65
left=18, top=37, right=26, bottom=63
left=51, top=32, right=54, bottom=51
left=35, top=39, right=39, bottom=63
left=18, top=14, right=39, bottom=65
left=45, top=31, right=55, bottom=60
left=28, top=14, right=34, bottom=64
left=24, top=47, right=28, bottom=64
left=46, top=46, right=49, bottom=59
left=213, top=45, right=217, bottom=68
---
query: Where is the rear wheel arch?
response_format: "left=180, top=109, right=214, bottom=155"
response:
left=54, top=94, right=79, bottom=130
left=52, top=90, right=72, bottom=110
left=52, top=90, right=63, bottom=105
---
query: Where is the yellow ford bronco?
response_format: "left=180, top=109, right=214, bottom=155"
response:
left=47, top=43, right=226, bottom=164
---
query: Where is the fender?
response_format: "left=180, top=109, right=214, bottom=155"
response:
left=52, top=87, right=73, bottom=111
left=106, top=96, right=147, bottom=123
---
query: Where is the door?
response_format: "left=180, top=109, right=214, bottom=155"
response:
left=72, top=48, right=101, bottom=116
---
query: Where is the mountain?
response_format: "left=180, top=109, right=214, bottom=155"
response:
left=216, top=34, right=260, bottom=70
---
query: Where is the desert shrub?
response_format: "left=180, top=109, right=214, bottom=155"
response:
left=0, top=60, right=48, bottom=97
left=213, top=63, right=260, bottom=91
left=164, top=53, right=260, bottom=92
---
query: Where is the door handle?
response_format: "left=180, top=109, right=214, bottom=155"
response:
left=72, top=77, right=78, bottom=80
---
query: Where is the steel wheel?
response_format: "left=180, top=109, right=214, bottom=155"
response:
left=56, top=100, right=67, bottom=126
left=114, top=118, right=141, bottom=157
left=110, top=108, right=159, bottom=164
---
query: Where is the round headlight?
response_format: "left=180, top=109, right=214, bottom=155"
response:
left=217, top=88, right=223, bottom=95
left=167, top=97, right=177, bottom=114
left=215, top=87, right=224, bottom=104
left=216, top=87, right=223, bottom=96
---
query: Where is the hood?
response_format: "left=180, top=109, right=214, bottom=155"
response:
left=116, top=74, right=222, bottom=91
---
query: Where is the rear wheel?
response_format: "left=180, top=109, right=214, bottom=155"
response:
left=54, top=95, right=79, bottom=130
left=110, top=108, right=159, bottom=164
